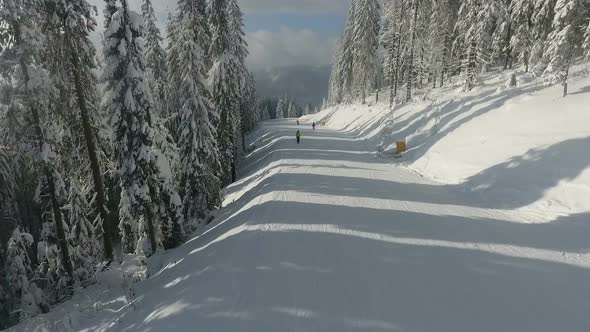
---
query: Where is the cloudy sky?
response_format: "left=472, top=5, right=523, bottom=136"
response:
left=89, top=0, right=349, bottom=70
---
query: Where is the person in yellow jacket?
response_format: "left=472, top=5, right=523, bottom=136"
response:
left=296, top=130, right=301, bottom=144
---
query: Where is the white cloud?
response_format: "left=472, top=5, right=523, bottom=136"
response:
left=87, top=0, right=341, bottom=70
left=90, top=0, right=349, bottom=24
left=246, top=27, right=337, bottom=70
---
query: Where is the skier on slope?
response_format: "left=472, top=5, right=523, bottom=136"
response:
left=296, top=130, right=301, bottom=144
left=297, top=119, right=300, bottom=126
left=312, top=122, right=316, bottom=130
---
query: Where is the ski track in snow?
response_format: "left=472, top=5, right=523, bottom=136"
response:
left=33, top=120, right=590, bottom=332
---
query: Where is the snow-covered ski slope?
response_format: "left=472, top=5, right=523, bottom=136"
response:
left=12, top=67, right=590, bottom=331
left=19, top=124, right=590, bottom=331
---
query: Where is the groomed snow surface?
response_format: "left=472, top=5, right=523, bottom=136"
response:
left=11, top=66, right=590, bottom=331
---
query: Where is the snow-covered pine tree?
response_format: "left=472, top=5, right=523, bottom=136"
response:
left=4, top=228, right=38, bottom=322
left=1, top=0, right=76, bottom=289
left=169, top=0, right=222, bottom=223
left=433, top=0, right=461, bottom=86
left=228, top=0, right=255, bottom=141
left=263, top=102, right=271, bottom=121
left=142, top=0, right=168, bottom=118
left=153, top=133, right=184, bottom=248
left=490, top=0, right=513, bottom=70
left=441, top=0, right=461, bottom=86
left=583, top=20, right=590, bottom=59
left=277, top=96, right=289, bottom=119
left=510, top=0, right=535, bottom=72
left=150, top=116, right=184, bottom=248
left=328, top=42, right=344, bottom=104
left=351, top=0, right=381, bottom=103
left=543, top=0, right=586, bottom=96
left=382, top=0, right=405, bottom=105
left=227, top=0, right=249, bottom=71
left=0, top=272, right=7, bottom=328
left=198, top=0, right=213, bottom=69
left=329, top=0, right=357, bottom=104
left=0, top=148, right=15, bottom=327
left=104, top=0, right=118, bottom=28
left=399, top=1, right=411, bottom=94
left=0, top=104, right=40, bottom=253
left=49, top=0, right=115, bottom=260
left=130, top=10, right=184, bottom=246
left=241, top=72, right=258, bottom=134
left=257, top=99, right=270, bottom=121
left=104, top=0, right=183, bottom=255
left=287, top=101, right=294, bottom=118
left=35, top=161, right=75, bottom=301
left=0, top=148, right=15, bottom=230
left=43, top=0, right=113, bottom=286
left=454, top=0, right=498, bottom=91
left=65, top=179, right=100, bottom=281
left=209, top=0, right=245, bottom=185
left=165, top=11, right=183, bottom=140
left=276, top=98, right=285, bottom=119
left=529, top=0, right=558, bottom=72
left=406, top=0, right=420, bottom=99
left=425, top=0, right=445, bottom=88
left=413, top=0, right=433, bottom=90
left=282, top=97, right=288, bottom=118
left=380, top=0, right=397, bottom=88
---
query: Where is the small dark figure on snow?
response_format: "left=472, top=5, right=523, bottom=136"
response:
left=297, top=120, right=300, bottom=125
left=296, top=130, right=301, bottom=144
left=312, top=122, right=316, bottom=130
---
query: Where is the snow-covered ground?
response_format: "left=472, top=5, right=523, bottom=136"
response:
left=306, top=64, right=590, bottom=221
left=9, top=68, right=590, bottom=331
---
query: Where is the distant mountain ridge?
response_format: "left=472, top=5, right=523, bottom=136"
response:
left=252, top=65, right=331, bottom=107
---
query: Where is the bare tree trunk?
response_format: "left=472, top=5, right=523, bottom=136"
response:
left=66, top=36, right=114, bottom=261
left=419, top=50, right=424, bottom=87
left=393, top=12, right=403, bottom=100
left=446, top=54, right=454, bottom=85
left=362, top=83, right=366, bottom=104
left=563, top=55, right=571, bottom=98
left=231, top=130, right=237, bottom=183
left=509, top=73, right=517, bottom=87
left=231, top=161, right=237, bottom=183
left=407, top=0, right=419, bottom=102
left=503, top=21, right=513, bottom=71
left=144, top=204, right=157, bottom=257
left=464, top=42, right=477, bottom=91
left=440, top=34, right=449, bottom=88
left=388, top=35, right=396, bottom=109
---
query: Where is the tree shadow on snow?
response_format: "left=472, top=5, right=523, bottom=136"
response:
left=569, top=84, right=590, bottom=96
left=107, top=198, right=590, bottom=332
left=403, top=85, right=547, bottom=162
left=463, top=136, right=590, bottom=209
left=233, top=134, right=590, bottom=216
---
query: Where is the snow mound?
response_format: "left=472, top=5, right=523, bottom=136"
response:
left=9, top=254, right=147, bottom=332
